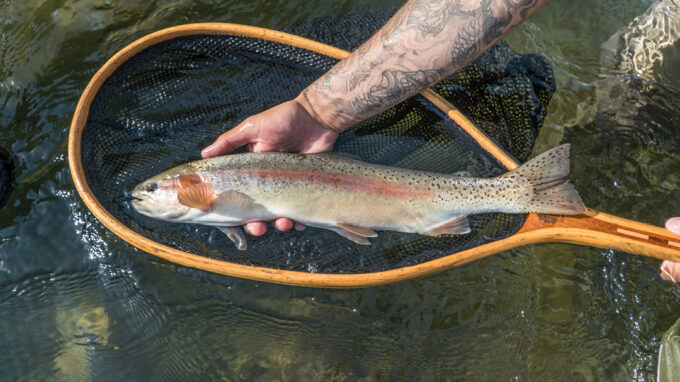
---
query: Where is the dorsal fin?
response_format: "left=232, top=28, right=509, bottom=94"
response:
left=177, top=183, right=215, bottom=211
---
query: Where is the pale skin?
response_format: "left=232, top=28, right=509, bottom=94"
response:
left=202, top=0, right=680, bottom=281
left=661, top=218, right=680, bottom=282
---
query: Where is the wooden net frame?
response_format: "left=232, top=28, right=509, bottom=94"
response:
left=69, top=23, right=680, bottom=287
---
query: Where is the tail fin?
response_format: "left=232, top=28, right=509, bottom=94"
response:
left=503, top=144, right=586, bottom=215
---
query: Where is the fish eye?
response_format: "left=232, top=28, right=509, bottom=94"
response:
left=146, top=182, right=158, bottom=193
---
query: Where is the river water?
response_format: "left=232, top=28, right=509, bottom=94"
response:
left=1, top=0, right=679, bottom=380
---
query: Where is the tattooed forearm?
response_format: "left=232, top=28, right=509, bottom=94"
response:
left=351, top=68, right=443, bottom=115
left=407, top=0, right=462, bottom=36
left=347, top=71, right=370, bottom=91
left=298, top=0, right=548, bottom=133
left=450, top=17, right=484, bottom=67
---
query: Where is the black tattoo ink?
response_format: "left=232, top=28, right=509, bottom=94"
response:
left=347, top=71, right=370, bottom=91
left=300, top=0, right=545, bottom=130
left=350, top=68, right=442, bottom=115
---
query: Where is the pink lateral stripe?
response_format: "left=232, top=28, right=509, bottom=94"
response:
left=228, top=169, right=432, bottom=199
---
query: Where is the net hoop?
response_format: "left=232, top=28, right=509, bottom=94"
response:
left=69, top=23, right=680, bottom=288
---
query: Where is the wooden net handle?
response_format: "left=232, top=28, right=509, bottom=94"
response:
left=516, top=210, right=680, bottom=262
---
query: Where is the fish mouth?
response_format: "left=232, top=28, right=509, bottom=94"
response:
left=130, top=198, right=145, bottom=212
left=130, top=193, right=157, bottom=212
left=126, top=188, right=145, bottom=205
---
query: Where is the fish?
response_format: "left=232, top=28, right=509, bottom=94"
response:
left=131, top=144, right=585, bottom=250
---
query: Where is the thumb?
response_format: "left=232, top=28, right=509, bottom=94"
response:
left=201, top=121, right=256, bottom=158
left=661, top=260, right=680, bottom=282
left=666, top=217, right=680, bottom=235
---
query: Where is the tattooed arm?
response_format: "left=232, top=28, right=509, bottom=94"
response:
left=203, top=0, right=548, bottom=236
left=298, top=0, right=549, bottom=133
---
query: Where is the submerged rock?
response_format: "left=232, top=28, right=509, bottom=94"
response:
left=0, top=147, right=13, bottom=209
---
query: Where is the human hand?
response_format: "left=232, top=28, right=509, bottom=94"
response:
left=202, top=97, right=338, bottom=236
left=660, top=217, right=680, bottom=282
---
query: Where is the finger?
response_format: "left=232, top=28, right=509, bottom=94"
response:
left=274, top=218, right=293, bottom=231
left=661, top=260, right=680, bottom=282
left=202, top=121, right=256, bottom=158
left=661, top=268, right=673, bottom=282
left=294, top=223, right=306, bottom=231
left=244, top=221, right=267, bottom=236
left=665, top=217, right=680, bottom=235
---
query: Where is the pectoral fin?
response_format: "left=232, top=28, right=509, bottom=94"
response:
left=421, top=215, right=471, bottom=236
left=218, top=226, right=248, bottom=250
left=177, top=183, right=215, bottom=211
left=337, top=223, right=378, bottom=238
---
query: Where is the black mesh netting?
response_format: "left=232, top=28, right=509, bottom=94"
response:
left=80, top=11, right=555, bottom=274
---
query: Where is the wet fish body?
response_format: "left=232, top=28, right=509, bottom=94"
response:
left=131, top=144, right=585, bottom=250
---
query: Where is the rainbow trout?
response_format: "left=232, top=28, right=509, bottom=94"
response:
left=131, top=144, right=585, bottom=250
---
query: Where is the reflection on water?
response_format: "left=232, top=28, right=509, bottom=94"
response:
left=1, top=0, right=680, bottom=380
left=601, top=0, right=680, bottom=82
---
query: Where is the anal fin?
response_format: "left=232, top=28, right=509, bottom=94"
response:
left=337, top=223, right=378, bottom=238
left=218, top=226, right=248, bottom=250
left=329, top=227, right=372, bottom=245
left=421, top=215, right=471, bottom=236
